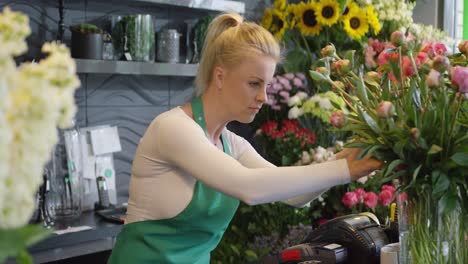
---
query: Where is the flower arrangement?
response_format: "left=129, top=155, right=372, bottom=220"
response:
left=260, top=0, right=381, bottom=73
left=311, top=31, right=468, bottom=262
left=0, top=7, right=80, bottom=263
left=255, top=119, right=316, bottom=166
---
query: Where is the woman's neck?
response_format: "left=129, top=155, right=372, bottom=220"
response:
left=200, top=92, right=230, bottom=144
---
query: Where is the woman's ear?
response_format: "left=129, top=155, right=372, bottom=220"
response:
left=213, top=65, right=224, bottom=90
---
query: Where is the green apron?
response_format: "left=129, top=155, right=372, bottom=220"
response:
left=108, top=96, right=239, bottom=264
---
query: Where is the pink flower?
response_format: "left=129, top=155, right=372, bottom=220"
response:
left=402, top=56, right=415, bottom=78
left=363, top=192, right=379, bottom=208
left=292, top=77, right=304, bottom=88
left=379, top=190, right=393, bottom=206
left=296, top=73, right=306, bottom=80
left=365, top=46, right=377, bottom=68
left=425, top=69, right=441, bottom=88
left=342, top=192, right=359, bottom=208
left=422, top=42, right=448, bottom=57
left=381, top=185, right=396, bottom=194
left=330, top=110, right=346, bottom=128
left=317, top=218, right=330, bottom=225
left=278, top=76, right=289, bottom=86
left=369, top=38, right=385, bottom=53
left=451, top=66, right=468, bottom=93
left=377, top=101, right=395, bottom=118
left=354, top=188, right=366, bottom=201
left=415, top=52, right=428, bottom=66
left=283, top=73, right=295, bottom=80
left=377, top=48, right=397, bottom=66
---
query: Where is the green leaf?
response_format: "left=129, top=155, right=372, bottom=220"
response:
left=438, top=192, right=459, bottom=215
left=451, top=152, right=468, bottom=166
left=355, top=74, right=369, bottom=105
left=344, top=141, right=371, bottom=149
left=0, top=224, right=51, bottom=263
left=384, top=159, right=404, bottom=177
left=428, top=144, right=443, bottom=154
left=309, top=70, right=328, bottom=82
left=358, top=145, right=382, bottom=159
left=230, top=245, right=240, bottom=256
left=15, top=249, right=32, bottom=264
left=431, top=170, right=450, bottom=196
left=455, top=134, right=468, bottom=145
left=244, top=249, right=258, bottom=262
left=358, top=107, right=381, bottom=134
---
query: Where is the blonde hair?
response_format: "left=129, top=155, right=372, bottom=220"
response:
left=194, top=13, right=281, bottom=96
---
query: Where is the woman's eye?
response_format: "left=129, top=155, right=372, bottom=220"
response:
left=249, top=82, right=260, bottom=87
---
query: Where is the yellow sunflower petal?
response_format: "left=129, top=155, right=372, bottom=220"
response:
left=315, top=0, right=341, bottom=26
left=273, top=0, right=287, bottom=11
left=343, top=7, right=369, bottom=39
left=294, top=1, right=322, bottom=36
left=260, top=7, right=273, bottom=29
left=366, top=5, right=381, bottom=35
left=271, top=9, right=288, bottom=40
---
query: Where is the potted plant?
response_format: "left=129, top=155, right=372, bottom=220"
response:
left=70, top=23, right=105, bottom=59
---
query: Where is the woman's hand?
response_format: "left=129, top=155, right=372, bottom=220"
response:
left=336, top=148, right=384, bottom=181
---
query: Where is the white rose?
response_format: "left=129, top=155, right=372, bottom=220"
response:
left=288, top=106, right=303, bottom=119
left=288, top=95, right=301, bottom=106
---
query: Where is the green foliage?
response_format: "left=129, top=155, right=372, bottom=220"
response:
left=112, top=15, right=154, bottom=60
left=0, top=224, right=51, bottom=264
left=69, top=23, right=104, bottom=34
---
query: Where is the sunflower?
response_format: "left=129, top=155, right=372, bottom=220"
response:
left=273, top=0, right=287, bottom=11
left=260, top=7, right=273, bottom=29
left=315, top=0, right=340, bottom=26
left=294, top=1, right=322, bottom=36
left=366, top=5, right=381, bottom=35
left=341, top=1, right=359, bottom=18
left=270, top=9, right=288, bottom=40
left=343, top=6, right=369, bottom=39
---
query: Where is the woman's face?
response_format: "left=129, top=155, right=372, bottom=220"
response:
left=217, top=54, right=277, bottom=123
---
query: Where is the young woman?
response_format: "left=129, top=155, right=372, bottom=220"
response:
left=108, top=13, right=382, bottom=264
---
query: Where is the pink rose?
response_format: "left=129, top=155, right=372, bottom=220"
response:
left=365, top=46, right=377, bottom=68
left=342, top=192, right=359, bottom=208
left=451, top=66, right=468, bottom=93
left=415, top=52, right=428, bottom=66
left=402, top=56, right=415, bottom=78
left=422, top=42, right=448, bottom=57
left=377, top=101, right=395, bottom=118
left=330, top=110, right=346, bottom=128
left=425, top=69, right=441, bottom=88
left=364, top=192, right=379, bottom=208
left=381, top=185, right=396, bottom=194
left=379, top=190, right=393, bottom=206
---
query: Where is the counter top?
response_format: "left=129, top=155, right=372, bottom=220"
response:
left=7, top=211, right=123, bottom=264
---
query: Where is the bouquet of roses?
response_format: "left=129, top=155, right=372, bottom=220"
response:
left=310, top=32, right=468, bottom=262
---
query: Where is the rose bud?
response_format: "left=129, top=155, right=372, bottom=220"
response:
left=316, top=66, right=328, bottom=75
left=458, top=40, right=468, bottom=53
left=342, top=192, right=359, bottom=208
left=366, top=71, right=381, bottom=82
left=425, top=69, right=441, bottom=88
left=377, top=101, right=395, bottom=118
left=320, top=44, right=336, bottom=57
left=332, top=81, right=345, bottom=90
left=335, top=59, right=351, bottom=74
left=410, top=127, right=421, bottom=140
left=390, top=31, right=406, bottom=47
left=451, top=66, right=468, bottom=93
left=432, top=55, right=450, bottom=73
left=330, top=110, right=346, bottom=128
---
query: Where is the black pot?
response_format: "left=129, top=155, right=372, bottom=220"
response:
left=71, top=32, right=103, bottom=59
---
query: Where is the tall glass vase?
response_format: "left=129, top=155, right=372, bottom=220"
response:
left=397, top=189, right=467, bottom=264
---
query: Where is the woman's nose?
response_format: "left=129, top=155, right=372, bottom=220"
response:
left=256, top=85, right=267, bottom=103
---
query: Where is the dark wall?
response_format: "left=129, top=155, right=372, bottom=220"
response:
left=1, top=0, right=268, bottom=204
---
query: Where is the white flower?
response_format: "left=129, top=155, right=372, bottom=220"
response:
left=288, top=94, right=301, bottom=106
left=296, top=91, right=308, bottom=100
left=0, top=8, right=79, bottom=229
left=288, top=106, right=304, bottom=119
left=301, top=151, right=311, bottom=164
